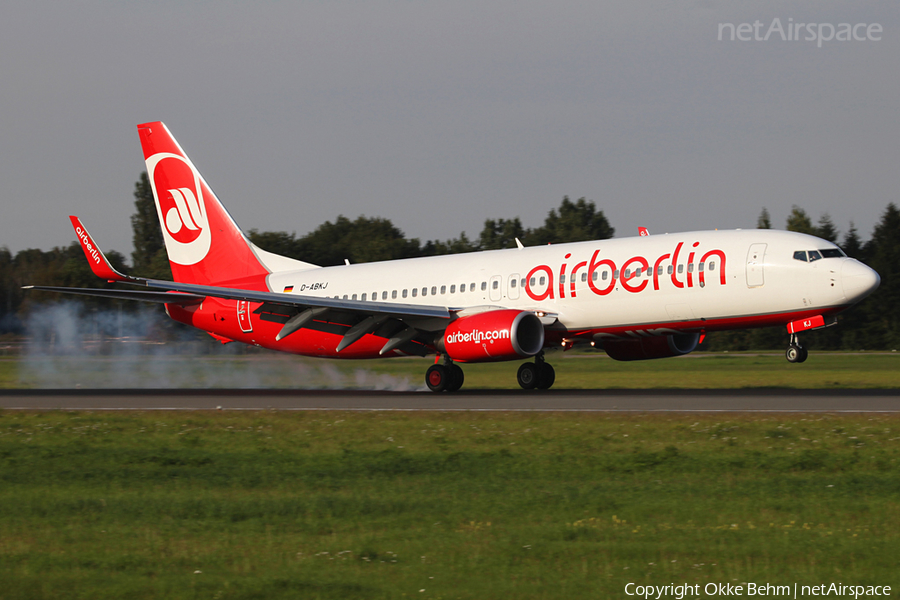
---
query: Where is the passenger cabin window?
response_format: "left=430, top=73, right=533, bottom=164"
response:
left=422, top=287, right=427, bottom=296
left=510, top=279, right=516, bottom=288
left=470, top=283, right=476, bottom=292
left=481, top=282, right=487, bottom=291
left=709, top=262, right=716, bottom=271
left=352, top=294, right=357, bottom=300
left=402, top=289, right=408, bottom=298
left=412, top=288, right=417, bottom=297
left=392, top=290, right=398, bottom=299
left=382, top=291, right=388, bottom=300
left=362, top=293, right=367, bottom=301
left=440, top=285, right=446, bottom=294
left=431, top=286, right=437, bottom=295
left=793, top=251, right=808, bottom=262
left=492, top=280, right=499, bottom=290
left=450, top=284, right=456, bottom=293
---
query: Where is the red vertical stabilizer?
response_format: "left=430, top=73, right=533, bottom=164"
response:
left=137, top=122, right=272, bottom=290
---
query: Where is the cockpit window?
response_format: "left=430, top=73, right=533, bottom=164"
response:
left=795, top=248, right=845, bottom=263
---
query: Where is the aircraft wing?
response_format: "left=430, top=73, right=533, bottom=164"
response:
left=138, top=278, right=452, bottom=319
left=25, top=216, right=456, bottom=345
left=21, top=286, right=205, bottom=304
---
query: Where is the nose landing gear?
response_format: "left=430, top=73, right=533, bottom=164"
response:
left=785, top=334, right=809, bottom=363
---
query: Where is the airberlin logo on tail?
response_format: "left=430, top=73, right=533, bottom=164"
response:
left=146, top=152, right=212, bottom=266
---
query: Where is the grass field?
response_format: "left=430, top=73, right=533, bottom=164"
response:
left=1, top=410, right=899, bottom=599
left=2, top=352, right=899, bottom=390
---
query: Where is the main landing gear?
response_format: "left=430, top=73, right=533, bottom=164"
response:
left=425, top=360, right=464, bottom=393
left=785, top=334, right=809, bottom=364
left=516, top=352, right=556, bottom=390
left=424, top=353, right=557, bottom=392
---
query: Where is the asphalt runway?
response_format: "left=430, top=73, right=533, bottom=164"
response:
left=1, top=388, right=899, bottom=412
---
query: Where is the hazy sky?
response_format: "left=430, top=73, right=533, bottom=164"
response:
left=2, top=1, right=897, bottom=260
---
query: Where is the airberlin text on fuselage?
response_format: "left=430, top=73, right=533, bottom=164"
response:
left=75, top=227, right=102, bottom=266
left=524, top=241, right=727, bottom=301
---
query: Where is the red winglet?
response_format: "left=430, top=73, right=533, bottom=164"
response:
left=69, top=216, right=132, bottom=283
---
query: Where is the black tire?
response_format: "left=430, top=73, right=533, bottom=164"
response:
left=426, top=364, right=449, bottom=392
left=447, top=364, right=465, bottom=392
left=517, top=362, right=538, bottom=390
left=536, top=362, right=556, bottom=390
left=786, top=345, right=802, bottom=363
left=797, top=346, right=809, bottom=363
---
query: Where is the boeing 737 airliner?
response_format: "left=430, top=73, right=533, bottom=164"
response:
left=27, top=122, right=881, bottom=391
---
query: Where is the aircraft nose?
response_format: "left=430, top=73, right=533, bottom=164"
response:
left=841, top=260, right=880, bottom=302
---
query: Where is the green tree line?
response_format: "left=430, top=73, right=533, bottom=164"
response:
left=1, top=173, right=897, bottom=351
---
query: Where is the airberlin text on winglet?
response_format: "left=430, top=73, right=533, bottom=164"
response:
left=75, top=226, right=102, bottom=266
left=524, top=241, right=727, bottom=301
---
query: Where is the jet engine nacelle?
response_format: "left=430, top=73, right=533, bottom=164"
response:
left=601, top=333, right=700, bottom=361
left=438, top=310, right=545, bottom=363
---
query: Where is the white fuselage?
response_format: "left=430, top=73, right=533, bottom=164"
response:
left=265, top=229, right=876, bottom=337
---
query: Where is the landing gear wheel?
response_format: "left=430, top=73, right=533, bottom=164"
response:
left=535, top=362, right=556, bottom=390
left=426, top=364, right=449, bottom=392
left=517, top=362, right=538, bottom=390
left=447, top=364, right=465, bottom=392
left=786, top=345, right=808, bottom=364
